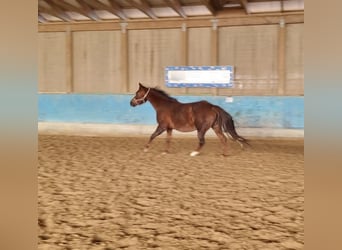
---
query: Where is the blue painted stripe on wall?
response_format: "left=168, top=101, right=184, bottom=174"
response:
left=38, top=94, right=304, bottom=129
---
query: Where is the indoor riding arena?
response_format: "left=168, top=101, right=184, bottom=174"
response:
left=38, top=1, right=304, bottom=249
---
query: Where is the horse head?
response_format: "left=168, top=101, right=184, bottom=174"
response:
left=130, top=82, right=151, bottom=107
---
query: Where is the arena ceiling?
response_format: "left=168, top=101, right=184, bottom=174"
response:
left=38, top=0, right=304, bottom=23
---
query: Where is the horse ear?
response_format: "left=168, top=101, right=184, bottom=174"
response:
left=139, top=82, right=145, bottom=88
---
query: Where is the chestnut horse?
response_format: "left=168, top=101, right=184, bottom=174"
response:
left=130, top=83, right=249, bottom=156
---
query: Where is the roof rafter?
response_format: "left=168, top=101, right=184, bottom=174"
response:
left=37, top=0, right=304, bottom=24
left=38, top=4, right=73, bottom=22
left=280, top=0, right=284, bottom=12
left=83, top=0, right=128, bottom=20
left=200, top=0, right=220, bottom=15
left=75, top=0, right=101, bottom=21
left=165, top=0, right=187, bottom=18
left=44, top=0, right=75, bottom=21
left=38, top=13, right=48, bottom=23
left=107, top=0, right=124, bottom=11
left=44, top=0, right=100, bottom=21
left=238, top=0, right=250, bottom=14
left=126, top=0, right=157, bottom=19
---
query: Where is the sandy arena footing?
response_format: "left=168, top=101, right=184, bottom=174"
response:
left=38, top=135, right=304, bottom=250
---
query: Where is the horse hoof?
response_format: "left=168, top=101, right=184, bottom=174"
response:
left=143, top=148, right=149, bottom=152
left=190, top=151, right=199, bottom=157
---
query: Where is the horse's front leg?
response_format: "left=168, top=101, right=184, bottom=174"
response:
left=164, top=128, right=173, bottom=154
left=144, top=125, right=166, bottom=152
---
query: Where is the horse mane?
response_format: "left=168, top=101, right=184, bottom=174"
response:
left=151, top=87, right=178, bottom=102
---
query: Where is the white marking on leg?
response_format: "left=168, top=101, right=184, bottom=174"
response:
left=190, top=151, right=200, bottom=157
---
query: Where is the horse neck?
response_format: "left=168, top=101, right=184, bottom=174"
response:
left=147, top=89, right=176, bottom=111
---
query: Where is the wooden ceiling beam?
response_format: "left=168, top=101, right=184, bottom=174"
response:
left=165, top=0, right=187, bottom=18
left=42, top=0, right=100, bottom=21
left=211, top=0, right=223, bottom=10
left=238, top=0, right=250, bottom=14
left=126, top=0, right=157, bottom=19
left=280, top=0, right=284, bottom=12
left=75, top=0, right=101, bottom=21
left=38, top=4, right=73, bottom=22
left=38, top=13, right=48, bottom=23
left=201, top=0, right=217, bottom=16
left=107, top=0, right=128, bottom=19
left=51, top=0, right=83, bottom=14
left=83, top=0, right=128, bottom=20
left=107, top=0, right=125, bottom=12
left=44, top=0, right=75, bottom=21
left=39, top=13, right=304, bottom=32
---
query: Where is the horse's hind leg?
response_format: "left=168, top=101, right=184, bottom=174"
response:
left=190, top=128, right=208, bottom=156
left=212, top=125, right=228, bottom=156
left=144, top=125, right=166, bottom=152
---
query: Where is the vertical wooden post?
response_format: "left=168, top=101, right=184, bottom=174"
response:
left=120, top=22, right=129, bottom=93
left=277, top=18, right=286, bottom=95
left=211, top=19, right=219, bottom=96
left=181, top=23, right=188, bottom=94
left=66, top=27, right=73, bottom=93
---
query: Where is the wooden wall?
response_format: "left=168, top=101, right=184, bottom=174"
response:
left=128, top=29, right=183, bottom=94
left=187, top=27, right=212, bottom=95
left=38, top=32, right=68, bottom=92
left=285, top=23, right=304, bottom=95
left=38, top=16, right=304, bottom=96
left=219, top=25, right=279, bottom=95
left=73, top=31, right=123, bottom=93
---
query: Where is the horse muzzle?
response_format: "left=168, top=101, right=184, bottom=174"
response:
left=130, top=99, right=138, bottom=107
left=130, top=97, right=147, bottom=107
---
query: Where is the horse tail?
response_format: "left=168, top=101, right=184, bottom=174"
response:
left=213, top=105, right=250, bottom=147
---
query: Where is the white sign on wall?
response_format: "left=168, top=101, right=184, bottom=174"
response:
left=165, top=66, right=234, bottom=88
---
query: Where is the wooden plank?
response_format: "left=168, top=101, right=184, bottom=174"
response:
left=38, top=5, right=73, bottom=22
left=200, top=0, right=217, bottom=15
left=165, top=0, right=187, bottom=18
left=217, top=14, right=304, bottom=26
left=126, top=0, right=157, bottom=19
left=39, top=32, right=68, bottom=92
left=211, top=19, right=218, bottom=96
left=72, top=30, right=122, bottom=93
left=188, top=27, right=211, bottom=65
left=120, top=23, right=129, bottom=92
left=75, top=0, right=101, bottom=21
left=84, top=0, right=127, bottom=20
left=39, top=13, right=304, bottom=32
left=45, top=0, right=75, bottom=22
left=65, top=28, right=74, bottom=92
left=128, top=29, right=182, bottom=93
left=277, top=19, right=286, bottom=95
left=218, top=25, right=279, bottom=96
left=107, top=0, right=128, bottom=19
left=38, top=13, right=48, bottom=23
left=238, top=0, right=251, bottom=14
left=180, top=23, right=188, bottom=94
left=39, top=22, right=121, bottom=32
left=285, top=23, right=303, bottom=95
